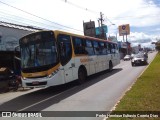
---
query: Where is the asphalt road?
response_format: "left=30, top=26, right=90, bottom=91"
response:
left=0, top=51, right=157, bottom=120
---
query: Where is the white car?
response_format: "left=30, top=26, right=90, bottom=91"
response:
left=131, top=54, right=148, bottom=66
left=131, top=54, right=135, bottom=59
left=123, top=55, right=131, bottom=61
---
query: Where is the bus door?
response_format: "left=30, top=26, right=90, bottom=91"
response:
left=115, top=44, right=120, bottom=64
left=111, top=44, right=118, bottom=66
left=58, top=34, right=73, bottom=83
left=106, top=43, right=111, bottom=68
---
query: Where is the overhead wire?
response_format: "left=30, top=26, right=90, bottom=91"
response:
left=60, top=0, right=160, bottom=32
left=0, top=10, right=70, bottom=31
left=0, top=0, right=159, bottom=32
left=61, top=0, right=160, bottom=34
left=0, top=0, right=83, bottom=32
left=61, top=0, right=99, bottom=15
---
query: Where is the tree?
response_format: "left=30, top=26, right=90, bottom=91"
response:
left=155, top=40, right=160, bottom=51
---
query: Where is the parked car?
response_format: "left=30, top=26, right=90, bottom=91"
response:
left=123, top=55, right=131, bottom=61
left=131, top=54, right=135, bottom=59
left=144, top=52, right=148, bottom=59
left=0, top=67, right=19, bottom=92
left=131, top=54, right=148, bottom=66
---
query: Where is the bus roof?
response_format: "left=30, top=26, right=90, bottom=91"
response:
left=85, top=36, right=117, bottom=44
left=20, top=30, right=117, bottom=44
left=54, top=30, right=85, bottom=38
left=54, top=30, right=117, bottom=44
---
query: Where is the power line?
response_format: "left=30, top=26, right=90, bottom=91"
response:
left=0, top=0, right=83, bottom=32
left=0, top=0, right=159, bottom=33
left=110, top=13, right=160, bottom=20
left=61, top=0, right=99, bottom=14
left=61, top=0, right=160, bottom=15
left=60, top=0, right=160, bottom=24
left=61, top=0, right=116, bottom=27
left=0, top=10, right=70, bottom=31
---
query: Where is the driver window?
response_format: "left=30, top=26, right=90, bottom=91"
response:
left=58, top=34, right=72, bottom=66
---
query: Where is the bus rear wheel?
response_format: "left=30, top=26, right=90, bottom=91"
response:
left=77, top=67, right=87, bottom=84
left=109, top=61, right=113, bottom=72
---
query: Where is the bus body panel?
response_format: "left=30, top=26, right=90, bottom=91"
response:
left=19, top=30, right=120, bottom=88
left=61, top=59, right=75, bottom=83
left=87, top=56, right=96, bottom=75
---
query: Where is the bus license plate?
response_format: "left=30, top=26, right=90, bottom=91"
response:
left=32, top=81, right=39, bottom=85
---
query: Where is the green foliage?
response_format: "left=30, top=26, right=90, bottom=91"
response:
left=108, top=53, right=160, bottom=120
left=155, top=45, right=160, bottom=51
left=155, top=41, right=160, bottom=51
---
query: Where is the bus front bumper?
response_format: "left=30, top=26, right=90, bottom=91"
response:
left=22, top=73, right=64, bottom=88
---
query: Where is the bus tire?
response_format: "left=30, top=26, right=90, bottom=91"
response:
left=77, top=67, right=87, bottom=84
left=109, top=61, right=113, bottom=72
left=131, top=62, right=134, bottom=67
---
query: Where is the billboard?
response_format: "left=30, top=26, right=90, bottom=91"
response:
left=83, top=21, right=96, bottom=37
left=95, top=25, right=108, bottom=36
left=119, top=24, right=130, bottom=36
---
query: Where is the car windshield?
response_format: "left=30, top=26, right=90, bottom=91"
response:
left=20, top=31, right=58, bottom=69
left=134, top=54, right=144, bottom=58
left=125, top=55, right=130, bottom=57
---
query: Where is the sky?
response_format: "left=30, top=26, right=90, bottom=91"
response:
left=0, top=0, right=160, bottom=48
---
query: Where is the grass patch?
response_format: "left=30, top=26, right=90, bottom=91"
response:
left=108, top=52, right=160, bottom=120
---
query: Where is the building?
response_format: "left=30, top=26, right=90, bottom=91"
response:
left=118, top=41, right=131, bottom=59
left=0, top=21, right=43, bottom=73
left=0, top=21, right=43, bottom=51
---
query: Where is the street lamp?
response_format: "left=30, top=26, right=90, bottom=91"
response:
left=107, top=23, right=117, bottom=41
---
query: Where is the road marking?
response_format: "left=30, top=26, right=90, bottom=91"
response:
left=18, top=86, right=77, bottom=112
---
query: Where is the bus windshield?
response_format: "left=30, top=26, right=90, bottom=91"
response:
left=20, top=31, right=58, bottom=69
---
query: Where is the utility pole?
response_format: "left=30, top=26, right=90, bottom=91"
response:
left=98, top=12, right=106, bottom=39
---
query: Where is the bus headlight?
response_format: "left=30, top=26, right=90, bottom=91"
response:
left=48, top=74, right=54, bottom=78
left=22, top=77, right=26, bottom=80
left=47, top=72, right=56, bottom=78
left=47, top=69, right=59, bottom=78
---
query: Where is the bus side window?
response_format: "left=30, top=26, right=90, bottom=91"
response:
left=105, top=43, right=108, bottom=54
left=115, top=44, right=119, bottom=53
left=93, top=41, right=100, bottom=55
left=72, top=37, right=86, bottom=55
left=85, top=39, right=94, bottom=55
left=112, top=44, right=116, bottom=54
left=108, top=43, right=111, bottom=54
left=99, top=42, right=106, bottom=55
left=103, top=42, right=108, bottom=55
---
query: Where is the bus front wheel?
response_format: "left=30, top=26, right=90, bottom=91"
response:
left=77, top=67, right=87, bottom=84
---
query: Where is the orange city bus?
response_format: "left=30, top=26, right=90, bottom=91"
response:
left=19, top=30, right=120, bottom=88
